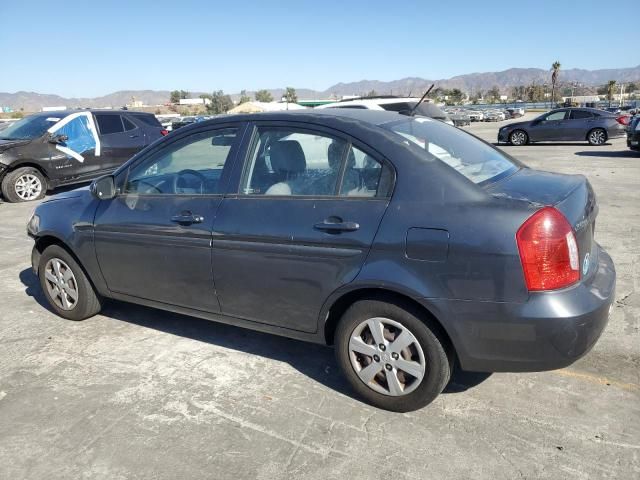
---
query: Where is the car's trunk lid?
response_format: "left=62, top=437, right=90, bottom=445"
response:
left=487, top=168, right=598, bottom=278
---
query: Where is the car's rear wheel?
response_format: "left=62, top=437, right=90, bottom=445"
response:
left=509, top=130, right=528, bottom=146
left=1, top=167, right=47, bottom=203
left=38, top=245, right=102, bottom=320
left=335, top=298, right=451, bottom=412
left=588, top=128, right=607, bottom=146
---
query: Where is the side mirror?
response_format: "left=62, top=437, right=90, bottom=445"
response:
left=48, top=133, right=68, bottom=144
left=90, top=175, right=116, bottom=200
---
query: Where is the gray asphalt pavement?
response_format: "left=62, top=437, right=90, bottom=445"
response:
left=0, top=115, right=638, bottom=479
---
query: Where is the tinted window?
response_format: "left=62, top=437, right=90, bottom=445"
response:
left=0, top=114, right=63, bottom=140
left=95, top=114, right=124, bottom=134
left=331, top=105, right=368, bottom=109
left=384, top=117, right=519, bottom=185
left=570, top=110, right=593, bottom=120
left=381, top=102, right=413, bottom=113
left=242, top=127, right=390, bottom=197
left=122, top=117, right=137, bottom=131
left=543, top=111, right=566, bottom=121
left=131, top=114, right=162, bottom=127
left=124, top=128, right=238, bottom=195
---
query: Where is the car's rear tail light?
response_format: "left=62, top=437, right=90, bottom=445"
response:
left=616, top=115, right=630, bottom=126
left=516, top=207, right=580, bottom=291
left=160, top=129, right=169, bottom=136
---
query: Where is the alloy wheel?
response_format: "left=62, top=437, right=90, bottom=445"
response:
left=14, top=174, right=42, bottom=201
left=348, top=317, right=426, bottom=396
left=44, top=258, right=79, bottom=311
left=589, top=129, right=606, bottom=145
left=510, top=131, right=527, bottom=145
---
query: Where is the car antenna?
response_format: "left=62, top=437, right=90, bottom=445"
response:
left=409, top=84, right=435, bottom=117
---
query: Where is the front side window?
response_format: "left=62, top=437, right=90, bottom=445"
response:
left=542, top=111, right=566, bottom=121
left=384, top=117, right=519, bottom=185
left=124, top=128, right=238, bottom=195
left=95, top=114, right=125, bottom=135
left=241, top=127, right=390, bottom=197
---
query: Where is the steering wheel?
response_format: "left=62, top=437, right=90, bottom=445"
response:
left=172, top=169, right=207, bottom=194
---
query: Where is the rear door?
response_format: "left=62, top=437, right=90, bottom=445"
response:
left=93, top=123, right=245, bottom=312
left=211, top=122, right=394, bottom=333
left=128, top=113, right=165, bottom=146
left=94, top=113, right=145, bottom=171
left=567, top=109, right=595, bottom=140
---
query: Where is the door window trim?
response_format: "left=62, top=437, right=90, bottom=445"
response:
left=233, top=121, right=395, bottom=201
left=115, top=122, right=248, bottom=198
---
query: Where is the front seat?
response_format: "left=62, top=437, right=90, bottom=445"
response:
left=265, top=140, right=306, bottom=195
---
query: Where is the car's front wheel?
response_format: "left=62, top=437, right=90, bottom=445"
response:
left=588, top=128, right=607, bottom=146
left=38, top=245, right=103, bottom=320
left=509, top=130, right=528, bottom=146
left=1, top=167, right=47, bottom=203
left=335, top=298, right=451, bottom=412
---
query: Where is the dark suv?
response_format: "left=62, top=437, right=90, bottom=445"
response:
left=0, top=110, right=167, bottom=202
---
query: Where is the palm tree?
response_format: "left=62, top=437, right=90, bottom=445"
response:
left=550, top=61, right=561, bottom=106
left=607, top=80, right=617, bottom=107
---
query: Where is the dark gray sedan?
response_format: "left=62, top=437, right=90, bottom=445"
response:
left=27, top=110, right=615, bottom=412
left=498, top=107, right=627, bottom=146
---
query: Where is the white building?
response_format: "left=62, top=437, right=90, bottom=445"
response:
left=179, top=98, right=211, bottom=106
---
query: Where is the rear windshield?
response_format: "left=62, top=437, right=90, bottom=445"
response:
left=131, top=114, right=162, bottom=127
left=383, top=117, right=520, bottom=185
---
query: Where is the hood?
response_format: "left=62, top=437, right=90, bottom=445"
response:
left=42, top=185, right=90, bottom=203
left=502, top=120, right=532, bottom=130
left=0, top=138, right=31, bottom=153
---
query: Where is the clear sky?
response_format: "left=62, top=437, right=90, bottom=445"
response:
left=1, top=0, right=636, bottom=97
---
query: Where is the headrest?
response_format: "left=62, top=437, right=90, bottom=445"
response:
left=328, top=141, right=355, bottom=170
left=270, top=140, right=306, bottom=175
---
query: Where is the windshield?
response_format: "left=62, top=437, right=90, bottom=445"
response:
left=0, top=115, right=63, bottom=140
left=383, top=117, right=520, bottom=185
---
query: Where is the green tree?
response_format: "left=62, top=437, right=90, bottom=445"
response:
left=170, top=90, right=190, bottom=103
left=283, top=87, right=298, bottom=104
left=487, top=86, right=501, bottom=104
left=449, top=88, right=464, bottom=104
left=238, top=90, right=251, bottom=104
left=550, top=61, right=561, bottom=105
left=206, top=90, right=234, bottom=114
left=365, top=89, right=378, bottom=97
left=606, top=80, right=617, bottom=106
left=255, top=89, right=273, bottom=102
left=511, top=85, right=526, bottom=101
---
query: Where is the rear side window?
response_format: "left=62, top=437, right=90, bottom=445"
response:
left=570, top=110, right=593, bottom=119
left=122, top=117, right=137, bottom=131
left=95, top=114, right=124, bottom=134
left=131, top=114, right=162, bottom=127
left=241, top=127, right=391, bottom=197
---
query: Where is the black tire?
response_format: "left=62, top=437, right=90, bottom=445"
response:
left=1, top=167, right=47, bottom=203
left=335, top=298, right=452, bottom=412
left=38, top=245, right=102, bottom=321
left=587, top=128, right=607, bottom=146
left=509, top=129, right=528, bottom=146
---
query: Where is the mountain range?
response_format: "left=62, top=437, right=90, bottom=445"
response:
left=2, top=65, right=639, bottom=111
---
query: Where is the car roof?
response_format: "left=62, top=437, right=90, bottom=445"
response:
left=197, top=108, right=405, bottom=127
left=27, top=110, right=152, bottom=118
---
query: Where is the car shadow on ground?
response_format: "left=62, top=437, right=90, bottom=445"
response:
left=575, top=150, right=638, bottom=158
left=494, top=142, right=614, bottom=147
left=19, top=268, right=491, bottom=401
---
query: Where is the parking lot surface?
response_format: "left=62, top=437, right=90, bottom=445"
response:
left=0, top=114, right=638, bottom=479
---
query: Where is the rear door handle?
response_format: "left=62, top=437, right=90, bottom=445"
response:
left=171, top=211, right=204, bottom=225
left=314, top=219, right=359, bottom=233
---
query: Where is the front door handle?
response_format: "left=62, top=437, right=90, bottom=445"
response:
left=171, top=211, right=204, bottom=225
left=314, top=218, right=360, bottom=233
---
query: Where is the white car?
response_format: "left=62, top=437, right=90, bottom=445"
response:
left=316, top=97, right=455, bottom=126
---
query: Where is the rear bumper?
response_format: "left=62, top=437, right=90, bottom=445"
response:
left=423, top=245, right=615, bottom=372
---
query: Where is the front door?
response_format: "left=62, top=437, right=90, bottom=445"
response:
left=47, top=112, right=100, bottom=178
left=93, top=124, right=244, bottom=312
left=212, top=123, right=393, bottom=333
left=529, top=110, right=569, bottom=141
